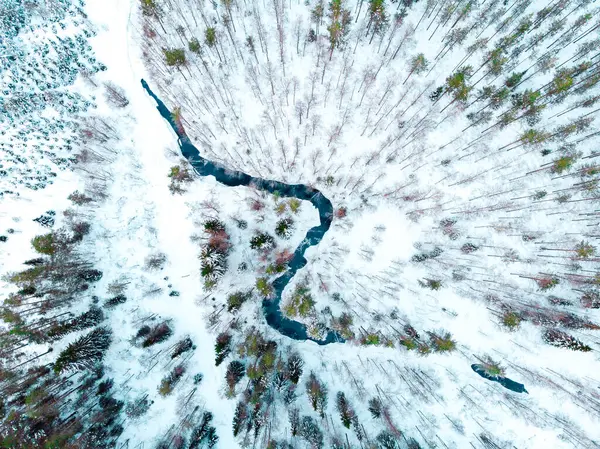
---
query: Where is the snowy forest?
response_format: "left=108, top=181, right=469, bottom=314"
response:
left=2, top=0, right=600, bottom=447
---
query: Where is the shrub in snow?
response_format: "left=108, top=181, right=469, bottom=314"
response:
left=461, top=242, right=479, bottom=254
left=411, top=246, right=443, bottom=262
left=171, top=337, right=194, bottom=359
left=400, top=336, right=418, bottom=351
left=199, top=219, right=230, bottom=289
left=144, top=252, right=167, bottom=271
left=234, top=218, right=248, bottom=229
left=125, top=395, right=153, bottom=419
left=68, top=190, right=93, bottom=205
left=334, top=207, right=347, bottom=218
left=361, top=332, right=380, bottom=346
left=203, top=218, right=225, bottom=234
left=581, top=290, right=600, bottom=309
left=283, top=283, right=315, bottom=318
left=70, top=221, right=91, bottom=242
left=107, top=278, right=129, bottom=295
left=168, top=164, right=194, bottom=194
left=478, top=356, right=506, bottom=377
left=537, top=276, right=559, bottom=291
left=256, top=277, right=274, bottom=298
left=288, top=198, right=301, bottom=214
left=193, top=373, right=204, bottom=384
left=501, top=311, right=522, bottom=330
left=33, top=211, right=55, bottom=228
left=551, top=155, right=576, bottom=174
left=288, top=407, right=300, bottom=436
left=418, top=278, right=442, bottom=290
left=547, top=295, right=573, bottom=306
left=417, top=342, right=432, bottom=355
left=188, top=37, right=201, bottom=53
left=440, top=217, right=460, bottom=240
left=332, top=312, right=354, bottom=339
left=136, top=325, right=151, bottom=339
left=103, top=82, right=129, bottom=108
left=140, top=322, right=173, bottom=347
left=250, top=199, right=265, bottom=211
left=275, top=202, right=287, bottom=215
left=205, top=27, right=217, bottom=47
left=31, top=233, right=55, bottom=255
left=429, top=331, right=456, bottom=353
left=227, top=290, right=252, bottom=313
left=407, top=438, right=423, bottom=449
left=78, top=269, right=103, bottom=283
left=575, top=241, right=595, bottom=259
left=163, top=48, right=186, bottom=66
left=158, top=364, right=186, bottom=396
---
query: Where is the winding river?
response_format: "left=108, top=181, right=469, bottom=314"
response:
left=142, top=80, right=343, bottom=345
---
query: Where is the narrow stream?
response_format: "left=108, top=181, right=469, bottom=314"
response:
left=142, top=80, right=343, bottom=345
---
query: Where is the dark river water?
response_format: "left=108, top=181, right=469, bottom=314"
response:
left=142, top=80, right=343, bottom=345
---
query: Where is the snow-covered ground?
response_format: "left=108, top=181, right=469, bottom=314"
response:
left=2, top=0, right=600, bottom=447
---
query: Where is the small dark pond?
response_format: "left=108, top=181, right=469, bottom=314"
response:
left=472, top=364, right=528, bottom=394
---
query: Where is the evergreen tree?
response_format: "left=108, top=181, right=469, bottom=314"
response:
left=286, top=352, right=304, bottom=384
left=232, top=401, right=247, bottom=437
left=205, top=27, right=217, bottom=47
left=188, top=38, right=201, bottom=54
left=206, top=427, right=218, bottom=448
left=299, top=415, right=324, bottom=449
left=275, top=218, right=294, bottom=239
left=368, top=0, right=388, bottom=44
left=505, top=71, right=526, bottom=89
left=163, top=48, right=186, bottom=67
left=368, top=396, right=383, bottom=418
left=305, top=372, right=327, bottom=417
left=543, top=329, right=592, bottom=352
left=226, top=360, right=246, bottom=392
left=327, top=0, right=352, bottom=60
left=377, top=430, right=400, bottom=448
left=170, top=337, right=194, bottom=359
left=47, top=306, right=104, bottom=340
left=311, top=1, right=325, bottom=35
left=336, top=391, right=356, bottom=428
left=441, top=66, right=473, bottom=112
left=403, top=53, right=428, bottom=85
left=215, top=332, right=232, bottom=366
left=250, top=231, right=276, bottom=250
left=189, top=412, right=214, bottom=448
left=289, top=407, right=300, bottom=436
left=53, top=327, right=112, bottom=374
